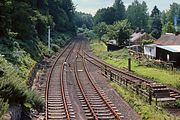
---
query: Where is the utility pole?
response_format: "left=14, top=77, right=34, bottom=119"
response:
left=48, top=26, right=51, bottom=52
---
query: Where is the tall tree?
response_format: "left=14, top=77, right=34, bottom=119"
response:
left=74, top=12, right=93, bottom=29
left=150, top=6, right=162, bottom=39
left=126, top=0, right=148, bottom=30
left=167, top=3, right=180, bottom=22
left=161, top=10, right=168, bottom=26
left=107, top=20, right=131, bottom=46
left=162, top=21, right=176, bottom=33
left=93, top=22, right=108, bottom=40
left=94, top=7, right=116, bottom=25
left=113, top=0, right=125, bottom=21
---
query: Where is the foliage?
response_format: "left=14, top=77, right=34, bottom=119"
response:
left=107, top=20, right=131, bottom=46
left=93, top=22, right=108, bottom=40
left=113, top=0, right=126, bottom=21
left=94, top=7, right=116, bottom=25
left=142, top=39, right=154, bottom=45
left=0, top=99, right=9, bottom=118
left=161, top=11, right=168, bottom=26
left=51, top=44, right=60, bottom=52
left=162, top=21, right=176, bottom=34
left=126, top=0, right=149, bottom=30
left=0, top=56, right=44, bottom=111
left=94, top=0, right=125, bottom=25
left=167, top=3, right=180, bottom=23
left=111, top=83, right=180, bottom=120
left=74, top=12, right=93, bottom=29
left=150, top=6, right=162, bottom=39
left=84, top=29, right=97, bottom=40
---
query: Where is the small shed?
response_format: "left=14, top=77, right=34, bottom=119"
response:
left=144, top=44, right=157, bottom=58
left=106, top=40, right=121, bottom=51
left=156, top=45, right=180, bottom=66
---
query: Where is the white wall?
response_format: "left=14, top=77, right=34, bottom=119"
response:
left=144, top=45, right=156, bottom=57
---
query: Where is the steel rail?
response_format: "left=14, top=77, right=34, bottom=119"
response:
left=83, top=50, right=152, bottom=85
left=81, top=55, right=122, bottom=120
left=45, top=41, right=75, bottom=120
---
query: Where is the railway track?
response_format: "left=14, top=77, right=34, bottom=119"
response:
left=45, top=42, right=76, bottom=120
left=74, top=52, right=123, bottom=119
left=82, top=50, right=180, bottom=101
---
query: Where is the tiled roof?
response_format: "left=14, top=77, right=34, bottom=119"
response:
left=155, top=33, right=180, bottom=45
left=130, top=32, right=146, bottom=42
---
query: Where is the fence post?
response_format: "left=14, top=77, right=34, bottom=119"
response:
left=155, top=95, right=158, bottom=106
left=110, top=71, right=113, bottom=81
left=105, top=65, right=107, bottom=76
left=136, top=83, right=139, bottom=95
left=149, top=88, right=152, bottom=105
left=128, top=58, right=131, bottom=71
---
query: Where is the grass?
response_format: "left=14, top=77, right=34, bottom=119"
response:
left=90, top=40, right=180, bottom=89
left=111, top=82, right=180, bottom=120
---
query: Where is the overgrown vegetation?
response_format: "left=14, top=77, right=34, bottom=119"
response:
left=0, top=99, right=8, bottom=119
left=111, top=83, right=180, bottom=120
left=91, top=40, right=180, bottom=89
left=0, top=55, right=44, bottom=118
left=0, top=0, right=75, bottom=116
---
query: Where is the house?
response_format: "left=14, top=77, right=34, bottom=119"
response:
left=144, top=33, right=180, bottom=66
left=154, top=33, right=180, bottom=45
left=130, top=32, right=155, bottom=45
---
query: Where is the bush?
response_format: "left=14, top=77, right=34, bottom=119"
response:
left=51, top=44, right=60, bottom=52
left=0, top=55, right=44, bottom=113
left=25, top=91, right=44, bottom=112
left=0, top=99, right=9, bottom=118
left=142, top=39, right=154, bottom=45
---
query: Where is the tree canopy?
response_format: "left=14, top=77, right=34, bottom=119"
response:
left=150, top=6, right=162, bottom=39
left=74, top=12, right=93, bottom=29
left=126, top=0, right=149, bottom=30
left=0, top=0, right=76, bottom=39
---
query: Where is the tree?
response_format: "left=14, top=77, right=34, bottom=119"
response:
left=127, top=0, right=148, bottom=30
left=151, top=6, right=160, bottom=17
left=150, top=6, right=162, bottom=39
left=94, top=7, right=116, bottom=25
left=167, top=3, right=180, bottom=22
left=161, top=10, right=168, bottom=26
left=113, top=0, right=125, bottom=21
left=107, top=20, right=131, bottom=46
left=162, top=21, right=176, bottom=33
left=93, top=22, right=108, bottom=40
left=74, top=12, right=93, bottom=29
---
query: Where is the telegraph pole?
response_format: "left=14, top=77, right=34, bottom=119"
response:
left=48, top=26, right=51, bottom=52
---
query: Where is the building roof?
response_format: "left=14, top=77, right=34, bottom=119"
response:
left=155, top=33, right=180, bottom=45
left=157, top=45, right=180, bottom=52
left=130, top=32, right=146, bottom=42
left=144, top=44, right=157, bottom=47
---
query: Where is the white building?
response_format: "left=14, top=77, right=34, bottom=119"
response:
left=144, top=44, right=157, bottom=58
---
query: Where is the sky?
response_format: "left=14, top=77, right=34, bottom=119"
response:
left=72, top=0, right=180, bottom=16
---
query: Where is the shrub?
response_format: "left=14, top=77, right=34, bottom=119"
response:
left=0, top=55, right=44, bottom=113
left=0, top=99, right=9, bottom=118
left=51, top=44, right=60, bottom=52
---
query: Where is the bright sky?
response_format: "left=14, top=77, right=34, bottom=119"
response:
left=72, top=0, right=180, bottom=16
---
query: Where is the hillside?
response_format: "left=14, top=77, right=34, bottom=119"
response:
left=0, top=0, right=76, bottom=118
